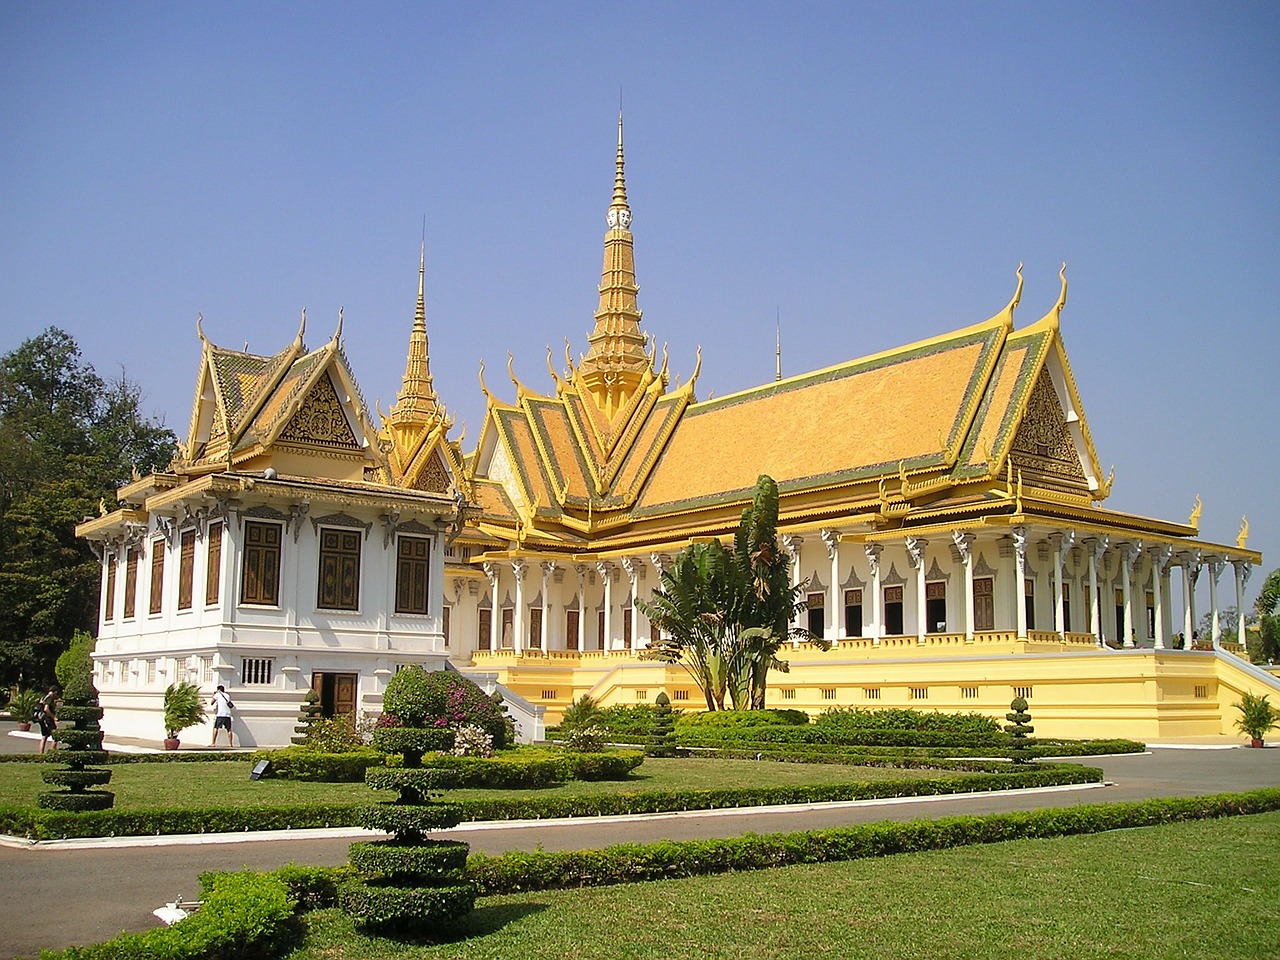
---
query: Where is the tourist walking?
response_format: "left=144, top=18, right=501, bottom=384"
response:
left=37, top=686, right=58, bottom=755
left=210, top=685, right=234, bottom=747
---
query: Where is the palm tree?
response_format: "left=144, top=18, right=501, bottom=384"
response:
left=640, top=475, right=821, bottom=710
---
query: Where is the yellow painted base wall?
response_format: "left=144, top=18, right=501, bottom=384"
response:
left=467, top=644, right=1280, bottom=742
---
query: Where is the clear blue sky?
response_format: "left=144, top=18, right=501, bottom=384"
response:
left=3, top=2, right=1277, bottom=602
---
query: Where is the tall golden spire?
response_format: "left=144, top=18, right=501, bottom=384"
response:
left=577, top=111, right=651, bottom=417
left=387, top=243, right=443, bottom=425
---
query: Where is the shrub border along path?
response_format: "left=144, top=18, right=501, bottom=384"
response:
left=35, top=788, right=1280, bottom=960
left=0, top=762, right=1101, bottom=841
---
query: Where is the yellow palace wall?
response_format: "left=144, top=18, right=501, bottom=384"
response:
left=471, top=644, right=1268, bottom=742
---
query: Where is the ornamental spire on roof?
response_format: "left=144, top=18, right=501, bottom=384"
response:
left=576, top=111, right=651, bottom=417
left=387, top=243, right=443, bottom=425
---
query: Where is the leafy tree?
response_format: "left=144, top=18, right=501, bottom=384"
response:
left=0, top=328, right=176, bottom=689
left=640, top=475, right=818, bottom=710
left=1254, top=569, right=1280, bottom=663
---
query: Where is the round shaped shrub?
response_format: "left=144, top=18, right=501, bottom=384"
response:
left=37, top=791, right=115, bottom=812
left=338, top=879, right=475, bottom=932
left=51, top=749, right=109, bottom=767
left=56, top=705, right=104, bottom=726
left=52, top=728, right=104, bottom=751
left=358, top=802, right=464, bottom=835
left=348, top=838, right=470, bottom=879
left=40, top=768, right=114, bottom=789
left=383, top=668, right=509, bottom=749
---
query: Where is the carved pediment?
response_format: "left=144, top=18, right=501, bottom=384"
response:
left=280, top=374, right=360, bottom=450
left=1009, top=370, right=1088, bottom=493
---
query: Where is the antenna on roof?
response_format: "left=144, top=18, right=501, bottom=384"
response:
left=775, top=307, right=782, bottom=382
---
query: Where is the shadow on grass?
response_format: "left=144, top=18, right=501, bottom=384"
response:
left=319, top=902, right=549, bottom=949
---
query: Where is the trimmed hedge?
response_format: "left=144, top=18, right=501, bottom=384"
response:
left=349, top=838, right=470, bottom=879
left=677, top=726, right=1008, bottom=748
left=337, top=880, right=475, bottom=931
left=464, top=788, right=1280, bottom=894
left=249, top=747, right=384, bottom=783
left=815, top=706, right=1003, bottom=736
left=38, top=870, right=297, bottom=960
left=675, top=709, right=810, bottom=729
left=0, top=763, right=1100, bottom=840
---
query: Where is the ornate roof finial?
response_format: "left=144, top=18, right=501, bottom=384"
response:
left=576, top=112, right=649, bottom=416
left=386, top=244, right=443, bottom=426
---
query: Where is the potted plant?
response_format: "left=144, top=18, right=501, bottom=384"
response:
left=1233, top=691, right=1280, bottom=747
left=9, top=688, right=39, bottom=732
left=162, top=681, right=206, bottom=749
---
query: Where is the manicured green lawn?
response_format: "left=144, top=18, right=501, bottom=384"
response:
left=287, top=811, right=1280, bottom=960
left=0, top=757, right=941, bottom=811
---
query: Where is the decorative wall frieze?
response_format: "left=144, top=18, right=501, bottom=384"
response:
left=310, top=511, right=373, bottom=542
left=925, top=558, right=950, bottom=583
left=881, top=563, right=907, bottom=587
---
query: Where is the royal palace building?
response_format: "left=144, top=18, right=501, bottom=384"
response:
left=79, top=117, right=1272, bottom=745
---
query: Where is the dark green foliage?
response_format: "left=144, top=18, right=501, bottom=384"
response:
left=349, top=838, right=471, bottom=880
left=1233, top=692, right=1280, bottom=741
left=336, top=880, right=476, bottom=933
left=0, top=329, right=176, bottom=690
left=559, top=693, right=603, bottom=730
left=676, top=725, right=1002, bottom=748
left=646, top=692, right=678, bottom=757
left=677, top=708, right=810, bottom=729
left=54, top=630, right=95, bottom=703
left=37, top=870, right=297, bottom=960
left=35, top=790, right=115, bottom=812
left=40, top=676, right=112, bottom=811
left=260, top=863, right=358, bottom=912
left=163, top=681, right=205, bottom=739
left=1005, top=697, right=1035, bottom=763
left=249, top=747, right=384, bottom=782
left=816, top=707, right=1003, bottom=737
left=357, top=803, right=466, bottom=836
left=291, top=690, right=324, bottom=745
left=295, top=716, right=363, bottom=753
left=366, top=766, right=462, bottom=799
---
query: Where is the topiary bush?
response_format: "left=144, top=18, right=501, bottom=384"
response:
left=39, top=678, right=114, bottom=812
left=1005, top=697, right=1035, bottom=764
left=341, top=675, right=477, bottom=935
left=291, top=689, right=323, bottom=745
left=645, top=693, right=678, bottom=758
left=815, top=707, right=1003, bottom=738
left=382, top=666, right=508, bottom=749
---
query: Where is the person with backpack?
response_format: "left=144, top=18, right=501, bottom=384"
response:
left=36, top=686, right=59, bottom=755
left=210, top=684, right=235, bottom=747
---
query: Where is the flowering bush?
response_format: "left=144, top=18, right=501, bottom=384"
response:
left=451, top=724, right=494, bottom=758
left=302, top=718, right=363, bottom=754
left=563, top=724, right=608, bottom=753
left=374, top=712, right=402, bottom=729
left=381, top=667, right=508, bottom=748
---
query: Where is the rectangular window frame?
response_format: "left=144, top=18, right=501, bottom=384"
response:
left=103, top=556, right=117, bottom=623
left=394, top=534, right=431, bottom=615
left=123, top=547, right=139, bottom=620
left=241, top=520, right=282, bottom=607
left=148, top=539, right=165, bottom=616
left=178, top=529, right=196, bottom=611
left=205, top=521, right=223, bottom=606
left=317, top=526, right=361, bottom=612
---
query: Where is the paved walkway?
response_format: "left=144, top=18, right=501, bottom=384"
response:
left=1, top=725, right=1277, bottom=958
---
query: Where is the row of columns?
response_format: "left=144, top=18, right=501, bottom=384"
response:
left=779, top=527, right=1252, bottom=648
left=479, top=553, right=673, bottom=653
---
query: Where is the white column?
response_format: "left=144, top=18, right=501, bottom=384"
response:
left=540, top=561, right=556, bottom=650
left=1234, top=560, right=1253, bottom=651
left=822, top=528, right=842, bottom=639
left=1149, top=546, right=1171, bottom=650
left=483, top=562, right=501, bottom=652
left=783, top=535, right=805, bottom=639
left=865, top=544, right=883, bottom=644
left=1050, top=533, right=1066, bottom=636
left=597, top=561, right=614, bottom=651
left=1183, top=556, right=1200, bottom=647
left=1082, top=537, right=1099, bottom=645
left=622, top=556, right=641, bottom=650
left=1209, top=559, right=1224, bottom=647
left=511, top=559, right=527, bottom=655
left=1119, top=543, right=1139, bottom=647
left=906, top=536, right=927, bottom=642
left=952, top=531, right=975, bottom=641
left=574, top=564, right=588, bottom=651
left=1013, top=528, right=1028, bottom=639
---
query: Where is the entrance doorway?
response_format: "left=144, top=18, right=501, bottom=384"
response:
left=311, top=672, right=358, bottom=723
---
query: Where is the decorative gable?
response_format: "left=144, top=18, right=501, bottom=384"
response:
left=1009, top=369, right=1088, bottom=494
left=279, top=374, right=360, bottom=450
left=412, top=450, right=452, bottom=494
